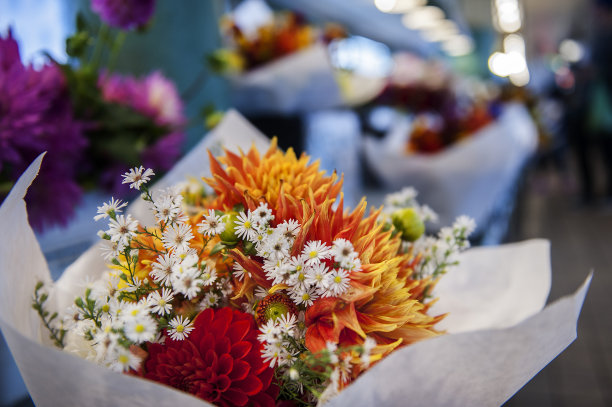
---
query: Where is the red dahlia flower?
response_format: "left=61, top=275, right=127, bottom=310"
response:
left=144, top=307, right=278, bottom=406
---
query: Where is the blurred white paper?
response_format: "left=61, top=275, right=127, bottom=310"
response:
left=0, top=111, right=590, bottom=407
left=364, top=103, right=538, bottom=229
left=229, top=44, right=343, bottom=114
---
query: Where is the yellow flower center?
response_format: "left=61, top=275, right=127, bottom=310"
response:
left=102, top=304, right=110, bottom=313
left=296, top=265, right=302, bottom=271
left=302, top=293, right=311, bottom=301
left=135, top=324, right=145, bottom=333
left=176, top=325, right=184, bottom=333
left=244, top=220, right=252, bottom=229
left=309, top=251, right=318, bottom=258
left=159, top=299, right=166, bottom=306
left=118, top=354, right=129, bottom=365
left=334, top=276, right=342, bottom=283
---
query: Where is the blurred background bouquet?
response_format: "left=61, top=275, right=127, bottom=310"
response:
left=0, top=0, right=187, bottom=231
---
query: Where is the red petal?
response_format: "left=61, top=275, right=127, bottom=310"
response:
left=252, top=391, right=277, bottom=407
left=234, top=375, right=263, bottom=396
left=216, top=374, right=232, bottom=392
left=215, top=336, right=231, bottom=355
left=229, top=359, right=251, bottom=381
left=230, top=341, right=252, bottom=360
left=223, top=389, right=249, bottom=406
left=218, top=353, right=233, bottom=376
left=211, top=308, right=232, bottom=336
left=227, top=320, right=250, bottom=343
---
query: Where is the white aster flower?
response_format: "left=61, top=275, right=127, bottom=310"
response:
left=305, top=262, right=331, bottom=292
left=94, top=197, right=127, bottom=221
left=162, top=222, right=194, bottom=254
left=254, top=286, right=269, bottom=299
left=109, top=347, right=142, bottom=372
left=261, top=341, right=289, bottom=368
left=327, top=269, right=351, bottom=297
left=147, top=288, right=174, bottom=316
left=261, top=231, right=291, bottom=261
left=107, top=214, right=138, bottom=247
left=302, top=240, right=332, bottom=265
left=418, top=204, right=439, bottom=223
left=153, top=193, right=183, bottom=224
left=361, top=336, right=377, bottom=368
left=234, top=211, right=258, bottom=242
left=276, top=313, right=297, bottom=337
left=168, top=315, right=194, bottom=340
left=200, top=264, right=217, bottom=286
left=258, top=319, right=283, bottom=344
left=252, top=202, right=274, bottom=225
left=290, top=285, right=319, bottom=306
left=121, top=166, right=155, bottom=190
left=326, top=341, right=339, bottom=364
left=121, top=302, right=151, bottom=323
left=150, top=253, right=178, bottom=287
left=287, top=266, right=309, bottom=290
left=200, top=292, right=219, bottom=309
left=124, top=315, right=157, bottom=343
left=276, top=219, right=300, bottom=243
left=197, top=209, right=225, bottom=236
left=232, top=263, right=251, bottom=281
left=172, top=267, right=203, bottom=300
left=453, top=215, right=476, bottom=236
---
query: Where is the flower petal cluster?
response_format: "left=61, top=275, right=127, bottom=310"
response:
left=0, top=29, right=88, bottom=231
left=144, top=307, right=278, bottom=406
left=91, top=0, right=156, bottom=30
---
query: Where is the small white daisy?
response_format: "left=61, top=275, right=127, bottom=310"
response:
left=172, top=268, right=202, bottom=300
left=147, top=288, right=174, bottom=316
left=234, top=211, right=258, bottom=242
left=290, top=285, right=319, bottom=306
left=107, top=214, right=139, bottom=247
left=331, top=238, right=357, bottom=264
left=276, top=313, right=297, bottom=337
left=150, top=253, right=178, bottom=287
left=121, top=166, right=155, bottom=190
left=200, top=291, right=219, bottom=309
left=197, top=209, right=226, bottom=236
left=200, top=264, right=217, bottom=286
left=453, top=215, right=476, bottom=236
left=261, top=341, right=289, bottom=368
left=232, top=263, right=251, bottom=281
left=162, top=222, right=194, bottom=254
left=124, top=315, right=157, bottom=343
left=153, top=194, right=182, bottom=224
left=252, top=202, right=274, bottom=225
left=109, top=347, right=142, bottom=372
left=94, top=197, right=127, bottom=221
left=168, top=315, right=194, bottom=341
left=327, top=269, right=351, bottom=297
left=361, top=336, right=377, bottom=368
left=258, top=319, right=282, bottom=344
left=276, top=219, right=300, bottom=243
left=302, top=240, right=332, bottom=265
left=305, top=262, right=331, bottom=291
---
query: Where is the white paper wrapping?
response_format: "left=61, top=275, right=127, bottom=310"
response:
left=364, top=103, right=538, bottom=229
left=0, top=111, right=590, bottom=407
left=229, top=44, right=344, bottom=115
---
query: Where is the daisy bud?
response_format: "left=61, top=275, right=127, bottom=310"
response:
left=391, top=208, right=425, bottom=242
left=218, top=213, right=239, bottom=244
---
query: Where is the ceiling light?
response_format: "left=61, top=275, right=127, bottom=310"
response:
left=402, top=6, right=445, bottom=30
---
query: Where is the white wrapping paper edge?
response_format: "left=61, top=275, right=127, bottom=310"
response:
left=0, top=111, right=590, bottom=406
left=229, top=43, right=344, bottom=115
left=363, top=103, right=538, bottom=229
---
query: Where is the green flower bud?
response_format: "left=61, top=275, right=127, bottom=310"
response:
left=218, top=213, right=239, bottom=244
left=391, top=208, right=425, bottom=242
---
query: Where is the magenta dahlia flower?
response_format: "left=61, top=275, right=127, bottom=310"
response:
left=144, top=307, right=279, bottom=407
left=0, top=29, right=87, bottom=231
left=91, top=0, right=156, bottom=30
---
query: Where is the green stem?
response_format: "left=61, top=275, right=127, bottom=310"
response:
left=107, top=31, right=126, bottom=72
left=90, top=24, right=110, bottom=70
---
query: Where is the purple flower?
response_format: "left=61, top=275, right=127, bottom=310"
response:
left=91, top=0, right=156, bottom=30
left=0, top=29, right=88, bottom=231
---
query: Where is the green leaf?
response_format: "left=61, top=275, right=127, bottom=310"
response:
left=209, top=242, right=226, bottom=256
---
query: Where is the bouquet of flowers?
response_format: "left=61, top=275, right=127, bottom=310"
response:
left=210, top=2, right=344, bottom=114
left=406, top=103, right=494, bottom=154
left=0, top=0, right=187, bottom=231
left=0, top=112, right=590, bottom=406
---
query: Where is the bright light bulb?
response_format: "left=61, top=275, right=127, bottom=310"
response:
left=559, top=39, right=584, bottom=63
